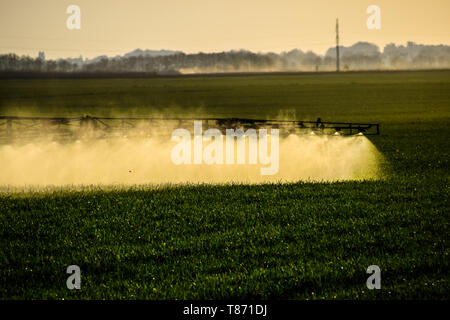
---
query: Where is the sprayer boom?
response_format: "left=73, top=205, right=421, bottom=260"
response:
left=0, top=115, right=379, bottom=141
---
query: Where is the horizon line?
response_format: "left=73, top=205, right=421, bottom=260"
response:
left=1, top=40, right=450, bottom=61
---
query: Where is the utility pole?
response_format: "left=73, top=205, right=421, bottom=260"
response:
left=336, top=18, right=340, bottom=72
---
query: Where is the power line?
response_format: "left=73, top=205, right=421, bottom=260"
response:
left=336, top=18, right=340, bottom=72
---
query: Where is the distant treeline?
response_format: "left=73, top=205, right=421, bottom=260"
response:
left=1, top=42, right=450, bottom=74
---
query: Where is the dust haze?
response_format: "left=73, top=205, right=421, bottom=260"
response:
left=0, top=133, right=385, bottom=187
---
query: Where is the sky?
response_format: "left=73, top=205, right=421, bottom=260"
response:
left=1, top=0, right=449, bottom=59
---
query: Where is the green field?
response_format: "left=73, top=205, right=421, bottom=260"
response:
left=0, top=71, right=449, bottom=299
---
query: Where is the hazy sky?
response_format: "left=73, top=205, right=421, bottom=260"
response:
left=1, top=0, right=449, bottom=59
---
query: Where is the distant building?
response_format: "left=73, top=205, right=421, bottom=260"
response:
left=38, top=51, right=46, bottom=61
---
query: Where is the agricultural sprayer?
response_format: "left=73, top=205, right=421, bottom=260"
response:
left=0, top=115, right=379, bottom=142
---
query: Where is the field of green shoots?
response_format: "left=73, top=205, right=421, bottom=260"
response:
left=0, top=71, right=449, bottom=299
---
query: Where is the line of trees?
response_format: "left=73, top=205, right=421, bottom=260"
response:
left=1, top=42, right=450, bottom=74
